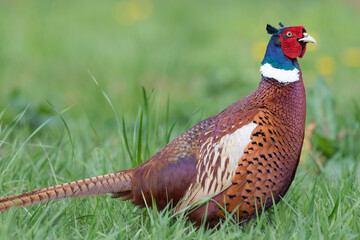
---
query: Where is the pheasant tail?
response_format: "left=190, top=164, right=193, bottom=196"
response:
left=0, top=169, right=134, bottom=211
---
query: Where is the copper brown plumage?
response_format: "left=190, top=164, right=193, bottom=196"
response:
left=0, top=24, right=316, bottom=228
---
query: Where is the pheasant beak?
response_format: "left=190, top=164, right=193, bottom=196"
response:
left=299, top=33, right=317, bottom=44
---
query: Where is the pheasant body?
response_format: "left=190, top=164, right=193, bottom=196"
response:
left=0, top=24, right=316, bottom=228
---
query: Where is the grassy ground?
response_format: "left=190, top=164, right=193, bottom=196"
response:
left=1, top=0, right=360, bottom=239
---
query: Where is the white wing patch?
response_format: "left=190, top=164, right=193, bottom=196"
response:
left=260, top=63, right=299, bottom=83
left=175, top=122, right=257, bottom=212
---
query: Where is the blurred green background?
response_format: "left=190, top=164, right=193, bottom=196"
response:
left=1, top=0, right=359, bottom=126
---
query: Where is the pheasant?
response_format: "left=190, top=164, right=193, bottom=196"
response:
left=0, top=23, right=316, bottom=227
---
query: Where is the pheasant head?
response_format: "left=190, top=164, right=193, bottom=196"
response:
left=260, top=23, right=317, bottom=83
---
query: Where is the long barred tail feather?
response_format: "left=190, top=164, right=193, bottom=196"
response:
left=0, top=170, right=134, bottom=212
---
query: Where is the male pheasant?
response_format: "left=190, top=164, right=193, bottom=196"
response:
left=0, top=24, right=316, bottom=227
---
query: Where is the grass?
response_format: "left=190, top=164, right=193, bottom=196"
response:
left=1, top=0, right=360, bottom=239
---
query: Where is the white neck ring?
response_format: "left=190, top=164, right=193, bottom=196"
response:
left=260, top=63, right=300, bottom=83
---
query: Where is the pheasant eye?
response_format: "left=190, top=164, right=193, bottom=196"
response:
left=286, top=31, right=293, bottom=37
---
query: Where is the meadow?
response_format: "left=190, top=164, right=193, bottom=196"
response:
left=0, top=0, right=360, bottom=239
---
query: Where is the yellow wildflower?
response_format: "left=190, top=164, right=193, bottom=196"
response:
left=316, top=56, right=335, bottom=76
left=342, top=48, right=360, bottom=67
left=114, top=0, right=153, bottom=26
left=252, top=41, right=267, bottom=62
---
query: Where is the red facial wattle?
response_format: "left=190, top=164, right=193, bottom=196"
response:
left=299, top=45, right=306, bottom=58
left=281, top=38, right=303, bottom=59
left=280, top=27, right=307, bottom=59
